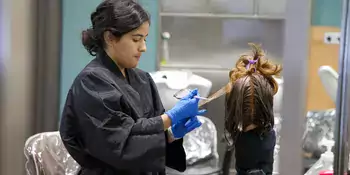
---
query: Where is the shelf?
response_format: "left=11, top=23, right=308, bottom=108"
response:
left=160, top=63, right=230, bottom=71
left=160, top=12, right=285, bottom=20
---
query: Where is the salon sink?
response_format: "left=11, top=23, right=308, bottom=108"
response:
left=150, top=70, right=212, bottom=111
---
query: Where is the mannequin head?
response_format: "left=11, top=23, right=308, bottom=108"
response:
left=224, top=43, right=283, bottom=144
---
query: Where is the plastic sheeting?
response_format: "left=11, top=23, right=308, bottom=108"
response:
left=24, top=132, right=80, bottom=175
left=272, top=109, right=337, bottom=175
left=304, top=139, right=334, bottom=175
left=273, top=114, right=282, bottom=174
left=302, top=109, right=336, bottom=159
left=301, top=109, right=350, bottom=174
left=184, top=116, right=219, bottom=165
left=166, top=116, right=220, bottom=175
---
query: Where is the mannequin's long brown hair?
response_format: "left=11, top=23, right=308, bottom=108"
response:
left=224, top=43, right=282, bottom=146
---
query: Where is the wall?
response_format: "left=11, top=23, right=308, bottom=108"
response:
left=137, top=0, right=159, bottom=72
left=312, top=0, right=342, bottom=27
left=59, top=0, right=159, bottom=114
left=0, top=0, right=36, bottom=174
left=306, top=0, right=342, bottom=110
left=60, top=0, right=99, bottom=114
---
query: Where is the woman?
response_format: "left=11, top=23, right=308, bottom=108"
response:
left=59, top=0, right=206, bottom=174
left=224, top=44, right=282, bottom=175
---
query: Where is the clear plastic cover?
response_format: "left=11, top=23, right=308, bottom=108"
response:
left=184, top=116, right=219, bottom=165
left=304, top=139, right=335, bottom=175
left=166, top=116, right=220, bottom=174
left=301, top=109, right=339, bottom=175
left=273, top=110, right=337, bottom=175
left=24, top=131, right=80, bottom=175
left=302, top=109, right=336, bottom=158
left=268, top=106, right=336, bottom=175
left=304, top=155, right=334, bottom=175
left=272, top=114, right=282, bottom=175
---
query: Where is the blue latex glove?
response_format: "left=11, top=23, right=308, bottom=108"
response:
left=171, top=116, right=202, bottom=139
left=166, top=89, right=205, bottom=124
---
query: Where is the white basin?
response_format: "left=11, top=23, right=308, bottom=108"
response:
left=150, top=70, right=212, bottom=111
left=272, top=77, right=283, bottom=175
left=318, top=65, right=338, bottom=103
left=274, top=77, right=283, bottom=114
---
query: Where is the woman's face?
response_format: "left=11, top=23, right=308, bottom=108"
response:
left=106, top=21, right=149, bottom=69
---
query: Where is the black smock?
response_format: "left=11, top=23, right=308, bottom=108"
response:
left=59, top=51, right=186, bottom=175
left=235, top=129, right=276, bottom=175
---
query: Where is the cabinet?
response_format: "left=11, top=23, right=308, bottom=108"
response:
left=161, top=0, right=210, bottom=13
left=257, top=0, right=287, bottom=16
left=209, top=0, right=255, bottom=15
left=158, top=0, right=286, bottom=69
left=160, top=0, right=286, bottom=18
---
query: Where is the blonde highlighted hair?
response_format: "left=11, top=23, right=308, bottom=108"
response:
left=224, top=43, right=282, bottom=145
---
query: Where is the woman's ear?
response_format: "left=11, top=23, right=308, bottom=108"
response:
left=103, top=31, right=116, bottom=47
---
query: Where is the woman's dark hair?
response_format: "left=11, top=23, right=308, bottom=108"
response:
left=224, top=43, right=283, bottom=146
left=82, top=0, right=150, bottom=56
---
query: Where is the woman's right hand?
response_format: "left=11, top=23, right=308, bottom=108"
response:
left=165, top=89, right=206, bottom=125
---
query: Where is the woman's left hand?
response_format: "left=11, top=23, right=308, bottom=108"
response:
left=168, top=116, right=202, bottom=142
